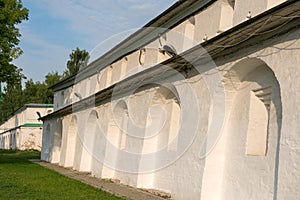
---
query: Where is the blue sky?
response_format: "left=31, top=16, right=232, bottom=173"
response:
left=13, top=0, right=177, bottom=82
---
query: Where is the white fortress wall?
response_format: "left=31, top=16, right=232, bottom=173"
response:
left=41, top=0, right=300, bottom=199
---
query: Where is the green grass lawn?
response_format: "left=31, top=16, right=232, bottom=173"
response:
left=0, top=150, right=123, bottom=200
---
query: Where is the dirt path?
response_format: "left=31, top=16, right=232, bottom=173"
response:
left=29, top=159, right=169, bottom=200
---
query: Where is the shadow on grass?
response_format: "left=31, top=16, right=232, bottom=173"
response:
left=0, top=149, right=40, bottom=164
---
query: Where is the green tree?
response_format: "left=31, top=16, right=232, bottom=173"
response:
left=0, top=0, right=28, bottom=84
left=0, top=68, right=24, bottom=122
left=64, top=47, right=90, bottom=77
left=44, top=71, right=61, bottom=103
left=0, top=71, right=62, bottom=122
left=45, top=71, right=61, bottom=87
left=22, top=79, right=49, bottom=104
left=0, top=71, right=23, bottom=116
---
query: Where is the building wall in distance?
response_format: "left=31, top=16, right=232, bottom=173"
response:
left=0, top=104, right=53, bottom=151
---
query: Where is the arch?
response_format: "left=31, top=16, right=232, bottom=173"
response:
left=51, top=119, right=63, bottom=163
left=89, top=75, right=98, bottom=95
left=96, top=67, right=112, bottom=91
left=86, top=78, right=91, bottom=97
left=102, top=100, right=129, bottom=180
left=224, top=58, right=282, bottom=199
left=183, top=17, right=196, bottom=51
left=9, top=133, right=12, bottom=149
left=60, top=116, right=77, bottom=167
left=96, top=71, right=104, bottom=90
left=120, top=57, right=128, bottom=80
left=78, top=110, right=99, bottom=172
left=60, top=91, right=65, bottom=107
left=137, top=84, right=181, bottom=192
left=11, top=132, right=16, bottom=149
left=106, top=66, right=113, bottom=87
left=89, top=109, right=109, bottom=178
left=41, top=124, right=51, bottom=161
left=202, top=58, right=282, bottom=199
left=6, top=135, right=9, bottom=149
left=16, top=131, right=20, bottom=149
left=79, top=81, right=87, bottom=98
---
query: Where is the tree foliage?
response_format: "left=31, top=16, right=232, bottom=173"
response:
left=0, top=46, right=89, bottom=122
left=0, top=0, right=28, bottom=84
left=0, top=72, right=62, bottom=123
left=64, top=47, right=90, bottom=77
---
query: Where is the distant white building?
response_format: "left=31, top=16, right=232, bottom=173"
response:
left=0, top=104, right=53, bottom=151
left=41, top=0, right=300, bottom=199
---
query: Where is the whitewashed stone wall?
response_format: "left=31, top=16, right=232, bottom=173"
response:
left=0, top=105, right=53, bottom=151
left=42, top=0, right=298, bottom=199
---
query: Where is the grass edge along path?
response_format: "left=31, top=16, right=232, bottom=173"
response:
left=0, top=150, right=124, bottom=200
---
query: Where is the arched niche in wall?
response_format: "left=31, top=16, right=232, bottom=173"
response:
left=89, top=108, right=109, bottom=178
left=96, top=67, right=113, bottom=91
left=11, top=132, right=16, bottom=149
left=9, top=133, right=12, bottom=149
left=79, top=81, right=87, bottom=99
left=102, top=100, right=129, bottom=180
left=60, top=116, right=77, bottom=168
left=78, top=110, right=99, bottom=172
left=120, top=57, right=128, bottom=80
left=221, top=58, right=282, bottom=199
left=6, top=135, right=10, bottom=149
left=89, top=75, right=98, bottom=95
left=112, top=100, right=129, bottom=151
left=86, top=78, right=91, bottom=97
left=73, top=82, right=83, bottom=103
left=16, top=131, right=20, bottom=149
left=106, top=65, right=113, bottom=87
left=60, top=91, right=65, bottom=107
left=51, top=119, right=63, bottom=163
left=41, top=124, right=51, bottom=161
left=137, top=84, right=181, bottom=191
left=69, top=87, right=74, bottom=104
left=183, top=16, right=196, bottom=51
